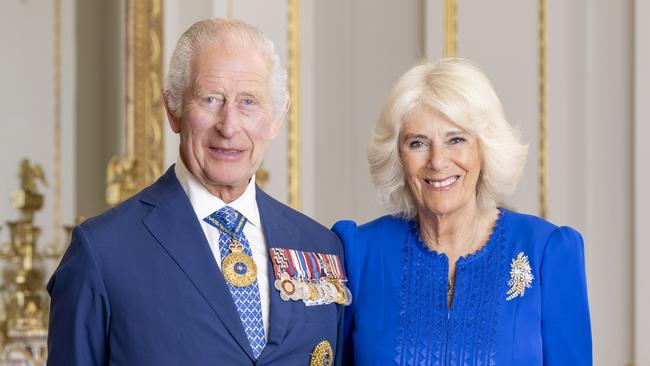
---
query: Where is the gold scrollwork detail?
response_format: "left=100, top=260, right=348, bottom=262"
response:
left=107, top=0, right=164, bottom=206
left=444, top=0, right=457, bottom=57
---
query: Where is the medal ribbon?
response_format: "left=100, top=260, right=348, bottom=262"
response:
left=269, top=248, right=289, bottom=279
left=269, top=248, right=347, bottom=282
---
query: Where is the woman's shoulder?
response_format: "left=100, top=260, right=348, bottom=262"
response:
left=501, top=208, right=580, bottom=234
left=500, top=208, right=584, bottom=253
left=332, top=215, right=409, bottom=263
left=332, top=214, right=410, bottom=242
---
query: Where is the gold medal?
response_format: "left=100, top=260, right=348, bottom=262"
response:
left=343, top=286, right=353, bottom=306
left=310, top=340, right=333, bottom=366
left=308, top=282, right=319, bottom=301
left=321, top=281, right=338, bottom=304
left=281, top=278, right=296, bottom=296
left=330, top=280, right=352, bottom=305
left=222, top=242, right=257, bottom=287
left=296, top=280, right=312, bottom=300
left=332, top=281, right=347, bottom=305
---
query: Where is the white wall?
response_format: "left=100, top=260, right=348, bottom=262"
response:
left=75, top=0, right=123, bottom=218
left=634, top=0, right=650, bottom=362
left=310, top=0, right=424, bottom=227
left=0, top=0, right=76, bottom=253
left=583, top=1, right=634, bottom=364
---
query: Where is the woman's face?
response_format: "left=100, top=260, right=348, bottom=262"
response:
left=400, top=105, right=482, bottom=219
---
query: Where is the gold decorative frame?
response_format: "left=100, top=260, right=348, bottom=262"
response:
left=444, top=0, right=457, bottom=57
left=107, top=0, right=164, bottom=205
left=287, top=0, right=301, bottom=209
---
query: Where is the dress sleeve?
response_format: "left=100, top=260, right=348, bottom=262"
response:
left=46, top=226, right=110, bottom=366
left=332, top=220, right=360, bottom=366
left=540, top=226, right=592, bottom=365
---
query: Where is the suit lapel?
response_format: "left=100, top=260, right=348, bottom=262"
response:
left=140, top=169, right=255, bottom=361
left=255, top=188, right=300, bottom=360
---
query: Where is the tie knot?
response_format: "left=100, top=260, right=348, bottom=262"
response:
left=212, top=206, right=245, bottom=232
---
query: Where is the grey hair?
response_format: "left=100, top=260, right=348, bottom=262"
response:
left=368, top=58, right=529, bottom=219
left=164, top=18, right=288, bottom=118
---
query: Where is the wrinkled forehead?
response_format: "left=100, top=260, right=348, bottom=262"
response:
left=189, top=43, right=272, bottom=89
left=194, top=33, right=273, bottom=69
left=402, top=101, right=477, bottom=136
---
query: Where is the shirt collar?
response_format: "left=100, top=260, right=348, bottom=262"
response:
left=174, top=157, right=261, bottom=228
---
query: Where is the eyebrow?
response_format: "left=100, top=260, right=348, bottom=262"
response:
left=402, top=133, right=429, bottom=140
left=445, top=129, right=465, bottom=137
left=402, top=129, right=466, bottom=140
left=191, top=85, right=225, bottom=96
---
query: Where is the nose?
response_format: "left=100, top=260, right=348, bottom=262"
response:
left=216, top=102, right=240, bottom=138
left=429, top=144, right=449, bottom=171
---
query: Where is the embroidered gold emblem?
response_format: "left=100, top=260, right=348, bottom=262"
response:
left=310, top=340, right=333, bottom=366
left=506, top=252, right=534, bottom=301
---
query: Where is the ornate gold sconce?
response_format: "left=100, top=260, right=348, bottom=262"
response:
left=0, top=159, right=65, bottom=364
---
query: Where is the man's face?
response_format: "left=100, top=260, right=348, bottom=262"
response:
left=167, top=44, right=284, bottom=201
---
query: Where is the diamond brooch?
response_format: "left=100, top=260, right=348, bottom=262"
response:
left=506, top=252, right=534, bottom=301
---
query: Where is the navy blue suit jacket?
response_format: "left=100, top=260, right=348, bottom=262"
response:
left=47, top=167, right=344, bottom=365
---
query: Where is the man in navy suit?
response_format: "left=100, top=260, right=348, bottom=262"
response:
left=47, top=18, right=344, bottom=365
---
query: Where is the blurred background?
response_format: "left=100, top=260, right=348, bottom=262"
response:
left=0, top=0, right=647, bottom=364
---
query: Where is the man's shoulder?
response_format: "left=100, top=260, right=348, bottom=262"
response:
left=256, top=188, right=327, bottom=231
left=78, top=189, right=150, bottom=240
left=256, top=188, right=339, bottom=249
left=80, top=168, right=182, bottom=236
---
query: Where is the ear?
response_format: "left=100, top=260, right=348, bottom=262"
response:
left=269, top=98, right=290, bottom=140
left=163, top=91, right=182, bottom=133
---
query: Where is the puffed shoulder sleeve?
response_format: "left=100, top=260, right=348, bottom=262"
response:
left=46, top=226, right=110, bottom=366
left=332, top=220, right=362, bottom=366
left=332, top=220, right=363, bottom=302
left=540, top=226, right=592, bottom=365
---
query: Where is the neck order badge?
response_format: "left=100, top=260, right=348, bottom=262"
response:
left=205, top=212, right=257, bottom=287
left=204, top=206, right=266, bottom=358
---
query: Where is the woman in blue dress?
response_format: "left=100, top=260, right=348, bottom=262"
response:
left=333, top=59, right=592, bottom=365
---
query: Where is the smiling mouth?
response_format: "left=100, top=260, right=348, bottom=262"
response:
left=424, top=175, right=459, bottom=188
left=211, top=147, right=244, bottom=153
left=208, top=147, right=246, bottom=159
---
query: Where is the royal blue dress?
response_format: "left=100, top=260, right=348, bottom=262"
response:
left=332, top=209, right=592, bottom=366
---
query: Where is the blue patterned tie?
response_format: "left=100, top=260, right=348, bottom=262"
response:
left=204, top=206, right=266, bottom=358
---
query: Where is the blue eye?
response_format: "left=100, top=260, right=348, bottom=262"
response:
left=242, top=98, right=255, bottom=106
left=205, top=96, right=215, bottom=103
left=408, top=140, right=426, bottom=149
left=449, top=136, right=466, bottom=144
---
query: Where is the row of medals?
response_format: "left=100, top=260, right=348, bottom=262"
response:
left=275, top=273, right=352, bottom=305
left=222, top=242, right=352, bottom=306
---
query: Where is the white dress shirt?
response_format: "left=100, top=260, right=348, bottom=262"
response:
left=174, top=159, right=270, bottom=338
